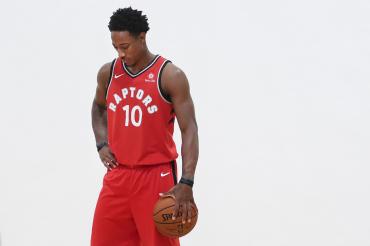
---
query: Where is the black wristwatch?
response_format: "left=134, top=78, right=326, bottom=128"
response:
left=96, top=141, right=108, bottom=152
left=179, top=177, right=194, bottom=188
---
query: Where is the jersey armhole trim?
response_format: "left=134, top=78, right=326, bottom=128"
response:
left=105, top=58, right=117, bottom=99
left=157, top=60, right=172, bottom=104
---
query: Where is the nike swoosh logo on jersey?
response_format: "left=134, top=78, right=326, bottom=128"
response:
left=114, top=74, right=124, bottom=79
left=161, top=172, right=170, bottom=177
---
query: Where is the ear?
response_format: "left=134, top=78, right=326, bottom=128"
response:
left=139, top=32, right=146, bottom=43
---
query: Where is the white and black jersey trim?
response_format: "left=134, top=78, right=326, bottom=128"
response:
left=122, top=55, right=160, bottom=78
left=157, top=60, right=172, bottom=104
left=105, top=58, right=117, bottom=100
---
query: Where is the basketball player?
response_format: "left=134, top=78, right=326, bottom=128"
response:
left=90, top=7, right=199, bottom=246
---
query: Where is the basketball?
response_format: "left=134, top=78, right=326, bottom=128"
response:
left=153, top=197, right=198, bottom=238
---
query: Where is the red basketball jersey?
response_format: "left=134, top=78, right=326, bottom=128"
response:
left=106, top=55, right=178, bottom=166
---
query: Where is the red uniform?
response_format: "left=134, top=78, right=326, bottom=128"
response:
left=107, top=55, right=178, bottom=166
left=91, top=55, right=180, bottom=246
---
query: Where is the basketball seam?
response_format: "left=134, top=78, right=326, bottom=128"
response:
left=153, top=204, right=175, bottom=216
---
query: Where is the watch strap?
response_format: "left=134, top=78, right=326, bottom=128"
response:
left=179, top=177, right=194, bottom=188
left=96, top=141, right=108, bottom=151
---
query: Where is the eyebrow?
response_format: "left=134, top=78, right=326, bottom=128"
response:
left=113, top=43, right=129, bottom=46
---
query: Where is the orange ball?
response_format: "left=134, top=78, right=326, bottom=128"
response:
left=153, top=197, right=198, bottom=238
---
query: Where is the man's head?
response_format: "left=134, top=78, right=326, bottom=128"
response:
left=108, top=7, right=150, bottom=66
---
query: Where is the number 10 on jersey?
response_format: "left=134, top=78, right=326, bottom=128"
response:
left=122, top=105, right=142, bottom=127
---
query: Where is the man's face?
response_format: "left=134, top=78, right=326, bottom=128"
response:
left=111, top=31, right=145, bottom=66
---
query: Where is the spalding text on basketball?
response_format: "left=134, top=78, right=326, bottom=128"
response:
left=162, top=212, right=183, bottom=222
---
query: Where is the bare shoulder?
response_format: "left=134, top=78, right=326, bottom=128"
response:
left=161, top=62, right=189, bottom=96
left=94, top=60, right=114, bottom=107
left=97, top=61, right=114, bottom=86
left=162, top=62, right=187, bottom=82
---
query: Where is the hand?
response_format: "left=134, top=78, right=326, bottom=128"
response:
left=98, top=146, right=118, bottom=170
left=160, top=183, right=197, bottom=224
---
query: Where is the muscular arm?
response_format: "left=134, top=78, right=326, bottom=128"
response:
left=161, top=63, right=199, bottom=181
left=91, top=62, right=112, bottom=144
left=91, top=61, right=118, bottom=169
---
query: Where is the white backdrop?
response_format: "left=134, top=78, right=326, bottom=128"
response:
left=0, top=0, right=369, bottom=245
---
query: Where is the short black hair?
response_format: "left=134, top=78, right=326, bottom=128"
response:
left=108, top=7, right=149, bottom=35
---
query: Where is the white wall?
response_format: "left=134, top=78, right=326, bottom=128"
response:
left=0, top=0, right=369, bottom=245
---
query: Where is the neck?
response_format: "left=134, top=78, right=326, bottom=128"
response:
left=128, top=50, right=155, bottom=74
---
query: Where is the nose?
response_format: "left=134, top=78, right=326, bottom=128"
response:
left=118, top=50, right=125, bottom=59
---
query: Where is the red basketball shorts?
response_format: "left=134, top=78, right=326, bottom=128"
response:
left=91, top=160, right=180, bottom=246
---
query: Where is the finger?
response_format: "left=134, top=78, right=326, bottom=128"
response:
left=159, top=186, right=175, bottom=198
left=102, top=160, right=112, bottom=170
left=173, top=201, right=180, bottom=220
left=108, top=151, right=118, bottom=166
left=103, top=158, right=111, bottom=167
left=110, top=159, right=118, bottom=168
left=160, top=192, right=175, bottom=199
left=181, top=202, right=187, bottom=224
left=191, top=199, right=198, bottom=213
left=187, top=201, right=192, bottom=223
left=104, top=158, right=117, bottom=169
left=105, top=154, right=118, bottom=167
